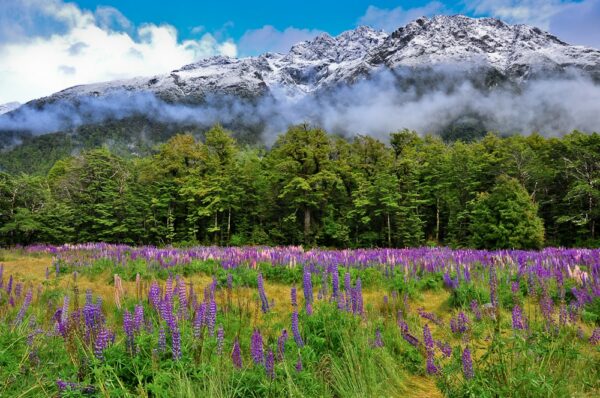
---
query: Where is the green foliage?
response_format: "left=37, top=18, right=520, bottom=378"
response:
left=583, top=297, right=600, bottom=325
left=448, top=282, right=490, bottom=308
left=468, top=175, right=545, bottom=249
left=1, top=128, right=599, bottom=248
left=439, top=331, right=600, bottom=398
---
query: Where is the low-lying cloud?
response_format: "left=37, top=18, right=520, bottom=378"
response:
left=1, top=69, right=599, bottom=143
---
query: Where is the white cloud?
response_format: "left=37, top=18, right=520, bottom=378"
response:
left=238, top=25, right=324, bottom=55
left=0, top=0, right=237, bottom=104
left=549, top=0, right=600, bottom=48
left=465, top=0, right=566, bottom=29
left=357, top=2, right=446, bottom=32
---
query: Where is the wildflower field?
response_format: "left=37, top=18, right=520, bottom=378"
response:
left=1, top=244, right=599, bottom=397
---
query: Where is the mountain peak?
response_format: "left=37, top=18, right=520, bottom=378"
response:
left=12, top=14, right=600, bottom=112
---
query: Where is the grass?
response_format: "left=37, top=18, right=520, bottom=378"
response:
left=1, top=250, right=599, bottom=397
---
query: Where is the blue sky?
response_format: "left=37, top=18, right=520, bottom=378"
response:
left=1, top=0, right=599, bottom=103
left=74, top=0, right=449, bottom=40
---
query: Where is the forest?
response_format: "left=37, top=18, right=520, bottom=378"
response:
left=0, top=125, right=598, bottom=249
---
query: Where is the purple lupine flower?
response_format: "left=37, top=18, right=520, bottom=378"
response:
left=443, top=271, right=452, bottom=288
left=148, top=281, right=161, bottom=309
left=511, top=281, right=520, bottom=294
left=27, top=330, right=38, bottom=364
left=163, top=300, right=176, bottom=331
left=85, top=289, right=93, bottom=306
left=56, top=380, right=70, bottom=391
left=14, top=282, right=22, bottom=298
left=251, top=329, right=264, bottom=365
left=590, top=328, right=600, bottom=345
left=290, top=286, right=297, bottom=307
left=193, top=302, right=206, bottom=338
left=210, top=276, right=217, bottom=298
left=354, top=278, right=363, bottom=315
left=123, top=310, right=135, bottom=353
left=172, top=326, right=181, bottom=360
left=165, top=276, right=173, bottom=301
left=6, top=275, right=13, bottom=294
left=568, top=303, right=579, bottom=323
left=177, top=279, right=188, bottom=318
left=418, top=308, right=443, bottom=326
left=423, top=324, right=438, bottom=374
left=423, top=324, right=434, bottom=352
left=426, top=354, right=439, bottom=375
left=216, top=325, right=224, bottom=355
left=436, top=340, right=452, bottom=358
left=540, top=287, right=555, bottom=326
left=344, top=272, right=351, bottom=293
left=303, top=269, right=313, bottom=307
left=443, top=271, right=458, bottom=289
left=295, top=355, right=303, bottom=372
left=291, top=310, right=304, bottom=347
left=94, top=328, right=111, bottom=360
left=134, top=305, right=144, bottom=332
left=320, top=271, right=328, bottom=300
left=450, top=318, right=459, bottom=334
left=462, top=347, right=474, bottom=379
left=60, top=295, right=70, bottom=325
left=344, top=272, right=352, bottom=311
left=207, top=299, right=217, bottom=336
left=83, top=303, right=97, bottom=335
left=277, top=329, right=288, bottom=361
left=372, top=329, right=384, bottom=348
left=398, top=319, right=409, bottom=334
left=559, top=303, right=567, bottom=327
left=227, top=273, right=233, bottom=290
left=331, top=266, right=339, bottom=301
left=232, top=338, right=243, bottom=368
left=512, top=305, right=525, bottom=330
left=158, top=326, right=166, bottom=352
left=306, top=302, right=313, bottom=315
left=14, top=289, right=32, bottom=325
left=403, top=333, right=420, bottom=347
left=265, top=349, right=275, bottom=379
left=470, top=300, right=482, bottom=321
left=489, top=265, right=498, bottom=310
left=257, top=273, right=270, bottom=313
left=457, top=312, right=469, bottom=333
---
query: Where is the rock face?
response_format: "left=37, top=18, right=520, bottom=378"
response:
left=24, top=15, right=600, bottom=108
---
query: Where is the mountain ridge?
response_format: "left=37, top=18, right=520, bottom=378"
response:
left=19, top=14, right=600, bottom=109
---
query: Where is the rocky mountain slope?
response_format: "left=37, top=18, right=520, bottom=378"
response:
left=24, top=15, right=600, bottom=107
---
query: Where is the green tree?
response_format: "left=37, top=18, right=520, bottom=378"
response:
left=267, top=124, right=343, bottom=245
left=468, top=175, right=545, bottom=249
left=556, top=132, right=600, bottom=245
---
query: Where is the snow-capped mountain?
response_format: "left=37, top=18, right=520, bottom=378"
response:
left=27, top=15, right=600, bottom=107
left=0, top=102, right=21, bottom=115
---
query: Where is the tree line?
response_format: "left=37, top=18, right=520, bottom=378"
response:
left=0, top=125, right=598, bottom=249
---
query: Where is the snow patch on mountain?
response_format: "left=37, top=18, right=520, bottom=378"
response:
left=0, top=102, right=21, bottom=115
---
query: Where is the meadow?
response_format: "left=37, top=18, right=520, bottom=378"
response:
left=0, top=244, right=599, bottom=397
